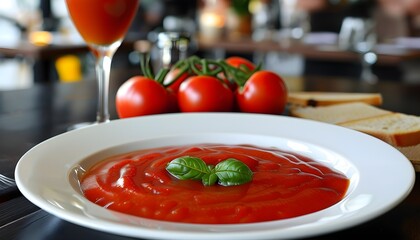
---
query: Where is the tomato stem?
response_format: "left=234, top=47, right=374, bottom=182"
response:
left=140, top=53, right=155, bottom=79
left=163, top=63, right=189, bottom=87
left=219, top=60, right=262, bottom=87
left=188, top=57, right=225, bottom=79
left=155, top=68, right=170, bottom=84
left=202, top=59, right=209, bottom=75
left=189, top=57, right=202, bottom=76
left=159, top=56, right=262, bottom=88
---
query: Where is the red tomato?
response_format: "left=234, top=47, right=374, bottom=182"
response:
left=219, top=56, right=256, bottom=91
left=166, top=88, right=179, bottom=113
left=178, top=76, right=234, bottom=112
left=116, top=76, right=169, bottom=118
left=217, top=73, right=238, bottom=92
left=163, top=67, right=190, bottom=93
left=226, top=56, right=256, bottom=71
left=236, top=71, right=288, bottom=114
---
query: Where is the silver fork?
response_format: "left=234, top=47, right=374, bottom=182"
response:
left=0, top=174, right=16, bottom=191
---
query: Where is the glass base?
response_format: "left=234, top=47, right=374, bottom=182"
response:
left=67, top=122, right=97, bottom=131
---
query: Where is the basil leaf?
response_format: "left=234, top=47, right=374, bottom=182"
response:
left=215, top=158, right=253, bottom=186
left=166, top=156, right=210, bottom=180
left=202, top=172, right=218, bottom=186
left=166, top=156, right=254, bottom=187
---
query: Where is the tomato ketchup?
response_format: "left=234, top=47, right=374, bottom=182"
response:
left=80, top=144, right=349, bottom=224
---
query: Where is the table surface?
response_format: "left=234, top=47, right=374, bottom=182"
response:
left=1, top=73, right=420, bottom=239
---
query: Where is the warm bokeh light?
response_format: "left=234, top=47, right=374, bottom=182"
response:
left=200, top=11, right=225, bottom=28
left=28, top=31, right=53, bottom=46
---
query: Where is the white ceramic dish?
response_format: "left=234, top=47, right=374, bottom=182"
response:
left=15, top=113, right=415, bottom=240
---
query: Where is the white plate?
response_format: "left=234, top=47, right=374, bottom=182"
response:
left=15, top=113, right=415, bottom=240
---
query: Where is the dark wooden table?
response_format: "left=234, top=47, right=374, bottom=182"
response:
left=1, top=73, right=420, bottom=239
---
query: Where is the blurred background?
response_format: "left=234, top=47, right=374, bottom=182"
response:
left=1, top=0, right=420, bottom=90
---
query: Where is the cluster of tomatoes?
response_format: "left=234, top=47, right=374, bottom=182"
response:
left=115, top=56, right=288, bottom=118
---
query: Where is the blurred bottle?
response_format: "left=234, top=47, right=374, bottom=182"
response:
left=279, top=0, right=311, bottom=41
left=145, top=32, right=192, bottom=73
left=198, top=0, right=228, bottom=41
left=226, top=0, right=252, bottom=39
left=251, top=0, right=278, bottom=41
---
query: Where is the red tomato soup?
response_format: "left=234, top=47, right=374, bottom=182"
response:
left=80, top=144, right=350, bottom=224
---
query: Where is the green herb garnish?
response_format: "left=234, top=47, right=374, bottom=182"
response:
left=166, top=156, right=253, bottom=186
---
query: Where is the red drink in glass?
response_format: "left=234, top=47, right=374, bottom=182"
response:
left=65, top=0, right=139, bottom=125
left=66, top=0, right=139, bottom=45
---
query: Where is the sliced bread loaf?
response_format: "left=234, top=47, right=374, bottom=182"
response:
left=290, top=97, right=420, bottom=170
left=290, top=102, right=392, bottom=124
left=340, top=113, right=420, bottom=147
left=288, top=92, right=383, bottom=107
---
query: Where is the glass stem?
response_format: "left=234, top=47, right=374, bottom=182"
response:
left=93, top=42, right=121, bottom=123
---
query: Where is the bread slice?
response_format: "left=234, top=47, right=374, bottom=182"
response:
left=290, top=102, right=392, bottom=124
left=288, top=92, right=383, bottom=107
left=396, top=144, right=420, bottom=171
left=290, top=99, right=420, bottom=170
left=340, top=113, right=420, bottom=147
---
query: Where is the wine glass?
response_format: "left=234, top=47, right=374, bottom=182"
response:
left=65, top=0, right=139, bottom=127
left=338, top=17, right=378, bottom=84
left=356, top=20, right=378, bottom=84
left=279, top=0, right=310, bottom=43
